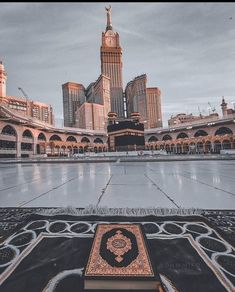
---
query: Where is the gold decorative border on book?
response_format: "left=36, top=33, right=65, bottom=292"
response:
left=85, top=224, right=154, bottom=277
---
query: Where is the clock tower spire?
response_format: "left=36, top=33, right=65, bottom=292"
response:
left=106, top=5, right=113, bottom=31
left=101, top=6, right=124, bottom=118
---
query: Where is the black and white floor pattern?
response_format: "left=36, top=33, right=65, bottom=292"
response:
left=0, top=215, right=234, bottom=292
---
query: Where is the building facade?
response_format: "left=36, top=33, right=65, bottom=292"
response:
left=221, top=97, right=235, bottom=117
left=146, top=87, right=162, bottom=128
left=0, top=62, right=54, bottom=126
left=168, top=112, right=219, bottom=126
left=125, top=75, right=162, bottom=129
left=0, top=102, right=108, bottom=158
left=75, top=102, right=106, bottom=131
left=86, top=74, right=111, bottom=125
left=62, top=82, right=86, bottom=127
left=100, top=6, right=124, bottom=118
left=145, top=98, right=235, bottom=154
left=0, top=62, right=107, bottom=158
left=125, top=74, right=148, bottom=125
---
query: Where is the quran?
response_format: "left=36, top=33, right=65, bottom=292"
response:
left=84, top=223, right=164, bottom=291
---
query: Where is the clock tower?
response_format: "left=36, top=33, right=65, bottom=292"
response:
left=101, top=6, right=124, bottom=118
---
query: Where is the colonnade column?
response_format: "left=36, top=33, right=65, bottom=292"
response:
left=16, top=140, right=21, bottom=158
left=203, top=143, right=206, bottom=153
left=211, top=142, right=214, bottom=153
left=33, top=140, right=37, bottom=155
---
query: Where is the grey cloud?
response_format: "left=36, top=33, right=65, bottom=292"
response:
left=0, top=2, right=235, bottom=126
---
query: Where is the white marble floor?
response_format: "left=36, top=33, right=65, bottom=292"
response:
left=0, top=160, right=234, bottom=209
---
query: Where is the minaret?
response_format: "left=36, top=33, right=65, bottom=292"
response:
left=0, top=61, right=7, bottom=98
left=100, top=6, right=124, bottom=118
left=221, top=96, right=228, bottom=117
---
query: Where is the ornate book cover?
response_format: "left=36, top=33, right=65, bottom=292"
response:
left=84, top=223, right=163, bottom=290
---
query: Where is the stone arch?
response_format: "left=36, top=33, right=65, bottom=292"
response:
left=194, top=130, right=208, bottom=137
left=176, top=143, right=182, bottom=154
left=98, top=146, right=103, bottom=152
left=0, top=125, right=17, bottom=153
left=205, top=141, right=212, bottom=153
left=54, top=145, right=60, bottom=155
left=60, top=145, right=66, bottom=155
left=66, top=136, right=77, bottom=142
left=73, top=146, right=78, bottom=154
left=38, top=132, right=46, bottom=141
left=162, top=134, right=172, bottom=141
left=177, top=132, right=188, bottom=139
left=215, top=127, right=233, bottom=136
left=214, top=140, right=222, bottom=153
left=148, top=136, right=158, bottom=142
left=49, top=134, right=62, bottom=141
left=183, top=143, right=189, bottom=153
left=81, top=137, right=90, bottom=143
left=222, top=139, right=231, bottom=149
left=22, top=129, right=33, bottom=138
left=197, top=141, right=204, bottom=153
left=160, top=144, right=165, bottom=150
left=1, top=125, right=17, bottom=137
left=189, top=142, right=196, bottom=153
left=94, top=137, right=103, bottom=144
left=165, top=144, right=171, bottom=153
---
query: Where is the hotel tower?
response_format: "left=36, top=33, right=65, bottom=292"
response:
left=100, top=6, right=124, bottom=118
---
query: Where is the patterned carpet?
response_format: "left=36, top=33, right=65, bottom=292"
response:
left=0, top=208, right=234, bottom=292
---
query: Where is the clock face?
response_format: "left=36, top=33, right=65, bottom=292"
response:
left=106, top=36, right=115, bottom=47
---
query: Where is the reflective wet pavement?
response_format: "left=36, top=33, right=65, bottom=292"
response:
left=0, top=160, right=234, bottom=209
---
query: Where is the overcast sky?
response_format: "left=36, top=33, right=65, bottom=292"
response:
left=1, top=2, right=235, bottom=127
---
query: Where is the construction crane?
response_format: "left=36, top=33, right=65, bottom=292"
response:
left=18, top=87, right=30, bottom=100
left=208, top=102, right=216, bottom=114
left=198, top=106, right=202, bottom=117
left=18, top=87, right=31, bottom=117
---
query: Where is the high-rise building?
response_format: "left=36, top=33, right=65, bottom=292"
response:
left=86, top=74, right=111, bottom=123
left=0, top=61, right=54, bottom=125
left=0, top=61, right=7, bottom=98
left=125, top=75, right=162, bottom=129
left=75, top=102, right=105, bottom=131
left=62, top=6, right=162, bottom=130
left=146, top=87, right=162, bottom=128
left=125, top=74, right=148, bottom=125
left=100, top=6, right=124, bottom=118
left=62, top=82, right=86, bottom=127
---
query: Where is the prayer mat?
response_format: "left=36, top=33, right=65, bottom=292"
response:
left=0, top=207, right=234, bottom=292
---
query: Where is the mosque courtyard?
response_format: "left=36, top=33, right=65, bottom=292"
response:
left=0, top=160, right=234, bottom=210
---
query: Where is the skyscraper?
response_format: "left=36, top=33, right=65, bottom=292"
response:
left=62, top=82, right=86, bottom=127
left=146, top=87, right=162, bottom=128
left=125, top=75, right=163, bottom=129
left=62, top=6, right=162, bottom=130
left=125, top=74, right=148, bottom=125
left=100, top=6, right=124, bottom=118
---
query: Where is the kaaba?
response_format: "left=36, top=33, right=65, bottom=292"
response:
left=107, top=112, right=145, bottom=152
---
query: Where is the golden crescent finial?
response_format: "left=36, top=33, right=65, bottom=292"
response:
left=105, top=5, right=112, bottom=12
